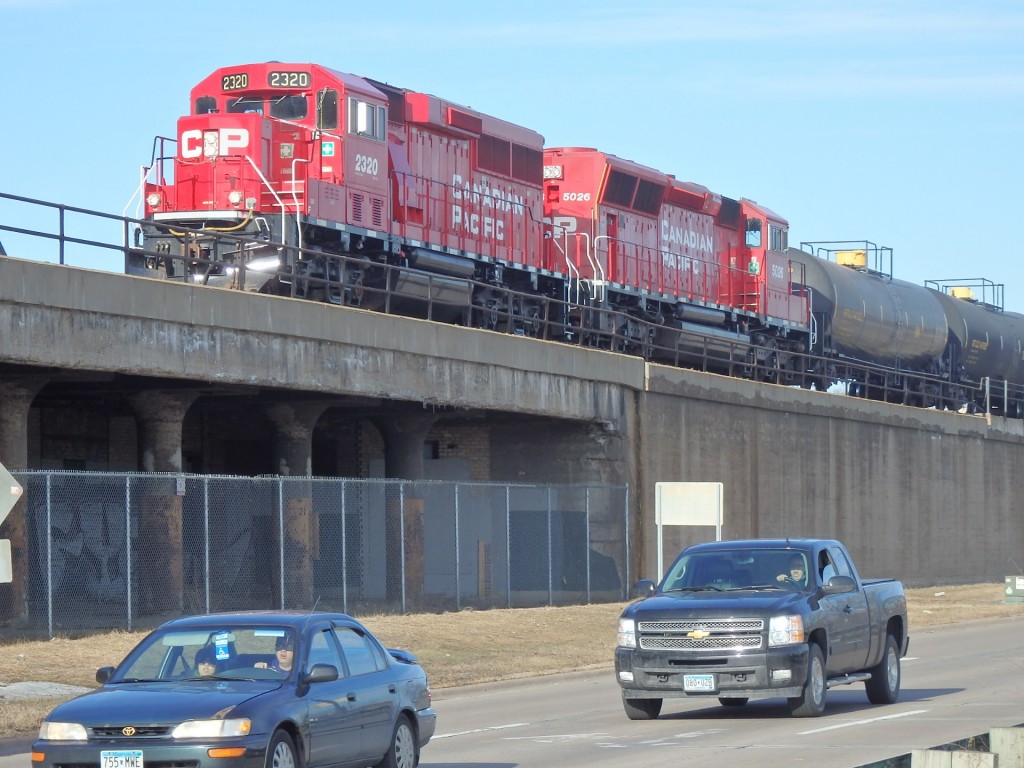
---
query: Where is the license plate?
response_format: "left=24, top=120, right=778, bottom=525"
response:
left=683, top=673, right=715, bottom=692
left=101, top=750, right=143, bottom=768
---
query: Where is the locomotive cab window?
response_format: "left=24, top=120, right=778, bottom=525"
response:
left=769, top=224, right=787, bottom=252
left=270, top=95, right=307, bottom=120
left=317, top=89, right=339, bottom=130
left=348, top=98, right=386, bottom=141
left=227, top=97, right=264, bottom=115
left=195, top=96, right=218, bottom=114
left=746, top=218, right=763, bottom=248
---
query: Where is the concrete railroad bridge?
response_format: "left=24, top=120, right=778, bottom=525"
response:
left=2, top=254, right=1023, bottom=619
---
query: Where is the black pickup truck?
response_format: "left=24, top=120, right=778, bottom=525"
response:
left=615, top=538, right=909, bottom=718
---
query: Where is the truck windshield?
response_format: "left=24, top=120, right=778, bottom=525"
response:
left=661, top=549, right=810, bottom=592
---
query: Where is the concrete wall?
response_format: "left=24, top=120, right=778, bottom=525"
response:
left=638, top=364, right=1024, bottom=587
left=3, top=255, right=1024, bottom=587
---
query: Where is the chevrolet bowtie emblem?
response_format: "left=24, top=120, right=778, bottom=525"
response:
left=122, top=726, right=136, bottom=736
left=687, top=630, right=711, bottom=640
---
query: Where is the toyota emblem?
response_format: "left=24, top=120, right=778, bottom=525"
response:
left=122, top=726, right=136, bottom=736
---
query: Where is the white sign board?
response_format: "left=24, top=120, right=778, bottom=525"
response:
left=0, top=461, right=23, bottom=526
left=655, top=482, right=723, bottom=579
left=0, top=540, right=10, bottom=584
left=0, top=462, right=23, bottom=584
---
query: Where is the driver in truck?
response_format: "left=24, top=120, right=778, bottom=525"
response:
left=777, top=554, right=807, bottom=588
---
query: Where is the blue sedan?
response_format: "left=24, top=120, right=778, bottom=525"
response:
left=32, top=611, right=436, bottom=768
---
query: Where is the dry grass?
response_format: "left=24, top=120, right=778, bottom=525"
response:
left=1, top=583, right=1019, bottom=738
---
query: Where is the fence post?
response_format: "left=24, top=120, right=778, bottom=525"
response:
left=277, top=479, right=285, bottom=609
left=624, top=484, right=630, bottom=595
left=400, top=482, right=407, bottom=613
left=547, top=486, right=553, bottom=606
left=45, top=474, right=52, bottom=638
left=505, top=486, right=511, bottom=609
left=585, top=486, right=591, bottom=604
left=203, top=477, right=210, bottom=614
left=125, top=476, right=132, bottom=631
left=341, top=482, right=348, bottom=614
left=454, top=483, right=461, bottom=611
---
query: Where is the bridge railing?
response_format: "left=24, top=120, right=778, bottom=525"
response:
left=5, top=471, right=630, bottom=639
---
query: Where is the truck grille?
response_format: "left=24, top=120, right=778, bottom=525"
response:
left=637, top=618, right=764, bottom=652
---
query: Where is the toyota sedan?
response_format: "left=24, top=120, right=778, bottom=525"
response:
left=31, top=611, right=436, bottom=768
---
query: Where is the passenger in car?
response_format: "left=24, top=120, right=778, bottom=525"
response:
left=195, top=646, right=219, bottom=676
left=255, top=633, right=295, bottom=674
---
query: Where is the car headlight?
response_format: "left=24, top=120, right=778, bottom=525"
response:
left=768, top=615, right=805, bottom=647
left=172, top=719, right=252, bottom=739
left=38, top=722, right=88, bottom=741
left=616, top=618, right=637, bottom=649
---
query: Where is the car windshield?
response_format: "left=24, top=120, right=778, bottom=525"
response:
left=660, top=549, right=811, bottom=592
left=110, top=625, right=296, bottom=682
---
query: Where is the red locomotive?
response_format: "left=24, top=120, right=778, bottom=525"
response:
left=132, top=61, right=810, bottom=375
left=129, top=61, right=1024, bottom=416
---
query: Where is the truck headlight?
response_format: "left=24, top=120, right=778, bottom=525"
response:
left=617, top=618, right=637, bottom=649
left=768, top=615, right=805, bottom=647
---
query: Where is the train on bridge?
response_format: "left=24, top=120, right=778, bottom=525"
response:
left=129, top=62, right=1024, bottom=418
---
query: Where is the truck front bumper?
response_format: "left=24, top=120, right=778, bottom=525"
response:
left=616, top=644, right=809, bottom=700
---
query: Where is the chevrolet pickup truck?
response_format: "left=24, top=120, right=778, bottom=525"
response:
left=615, top=538, right=908, bottom=718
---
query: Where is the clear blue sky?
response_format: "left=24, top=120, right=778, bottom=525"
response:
left=3, top=0, right=1023, bottom=308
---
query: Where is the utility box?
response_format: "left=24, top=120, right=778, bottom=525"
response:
left=1004, top=575, right=1024, bottom=603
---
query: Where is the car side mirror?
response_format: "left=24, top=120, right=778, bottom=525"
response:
left=631, top=579, right=655, bottom=599
left=96, top=666, right=115, bottom=684
left=304, top=663, right=339, bottom=684
left=822, top=574, right=857, bottom=595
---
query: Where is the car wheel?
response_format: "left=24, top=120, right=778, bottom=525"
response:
left=718, top=697, right=748, bottom=707
left=788, top=644, right=826, bottom=717
left=622, top=693, right=663, bottom=720
left=865, top=633, right=901, bottom=704
left=379, top=714, right=418, bottom=768
left=266, top=730, right=297, bottom=768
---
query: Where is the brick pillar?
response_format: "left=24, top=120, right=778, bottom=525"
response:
left=265, top=402, right=328, bottom=610
left=373, top=412, right=439, bottom=608
left=0, top=377, right=47, bottom=622
left=129, top=390, right=199, bottom=616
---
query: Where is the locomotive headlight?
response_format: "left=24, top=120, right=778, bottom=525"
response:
left=228, top=190, right=244, bottom=205
left=203, top=130, right=219, bottom=158
left=146, top=192, right=162, bottom=208
left=543, top=165, right=563, bottom=180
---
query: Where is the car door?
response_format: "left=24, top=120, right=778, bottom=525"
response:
left=817, top=547, right=868, bottom=672
left=332, top=624, right=398, bottom=761
left=303, top=626, right=361, bottom=767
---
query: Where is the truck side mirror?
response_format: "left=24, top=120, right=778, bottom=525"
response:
left=822, top=574, right=857, bottom=595
left=631, top=579, right=655, bottom=599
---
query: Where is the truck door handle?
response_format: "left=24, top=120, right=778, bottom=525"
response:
left=843, top=605, right=854, bottom=614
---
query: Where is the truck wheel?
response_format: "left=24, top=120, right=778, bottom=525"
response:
left=788, top=644, right=826, bottom=717
left=622, top=694, right=663, bottom=720
left=718, top=697, right=748, bottom=707
left=865, top=634, right=901, bottom=704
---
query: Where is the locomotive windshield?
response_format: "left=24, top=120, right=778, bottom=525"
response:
left=218, top=95, right=308, bottom=119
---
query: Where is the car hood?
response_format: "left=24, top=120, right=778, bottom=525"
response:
left=43, top=681, right=281, bottom=725
left=622, top=589, right=806, bottom=619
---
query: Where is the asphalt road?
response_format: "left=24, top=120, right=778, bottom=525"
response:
left=4, top=617, right=1022, bottom=768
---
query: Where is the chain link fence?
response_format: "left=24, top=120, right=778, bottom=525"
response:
left=8, top=471, right=629, bottom=638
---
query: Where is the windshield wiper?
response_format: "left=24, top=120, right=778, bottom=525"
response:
left=663, top=585, right=724, bottom=593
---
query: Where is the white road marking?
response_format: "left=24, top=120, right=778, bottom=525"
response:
left=503, top=733, right=608, bottom=743
left=433, top=723, right=528, bottom=739
left=798, top=709, right=929, bottom=735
